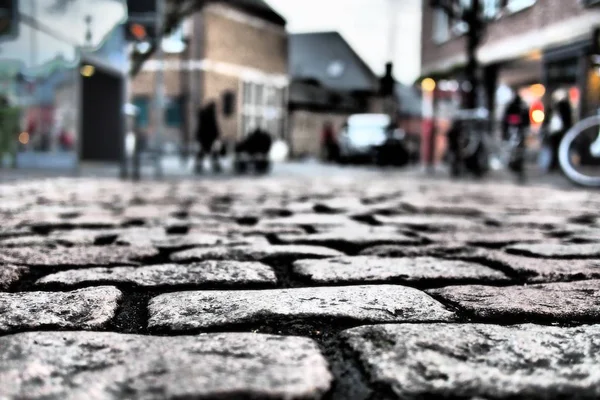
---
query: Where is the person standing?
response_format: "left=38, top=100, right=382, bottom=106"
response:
left=321, top=121, right=338, bottom=162
left=546, top=97, right=573, bottom=172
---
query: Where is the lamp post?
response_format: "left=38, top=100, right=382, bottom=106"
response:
left=153, top=0, right=165, bottom=179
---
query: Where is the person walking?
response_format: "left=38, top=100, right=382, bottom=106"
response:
left=501, top=94, right=530, bottom=182
left=545, top=96, right=573, bottom=172
left=195, top=101, right=221, bottom=174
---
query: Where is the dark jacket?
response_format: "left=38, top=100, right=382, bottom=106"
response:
left=196, top=102, right=220, bottom=149
left=502, top=96, right=530, bottom=140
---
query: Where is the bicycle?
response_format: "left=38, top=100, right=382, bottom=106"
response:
left=558, top=109, right=600, bottom=187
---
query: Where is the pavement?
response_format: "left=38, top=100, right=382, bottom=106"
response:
left=1, top=164, right=599, bottom=399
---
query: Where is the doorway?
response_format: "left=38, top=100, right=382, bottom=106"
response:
left=80, top=64, right=124, bottom=162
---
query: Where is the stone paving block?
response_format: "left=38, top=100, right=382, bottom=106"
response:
left=0, top=286, right=121, bottom=332
left=275, top=230, right=422, bottom=252
left=148, top=285, right=455, bottom=331
left=171, top=244, right=343, bottom=263
left=359, top=243, right=476, bottom=258
left=342, top=323, right=600, bottom=399
left=0, top=246, right=159, bottom=267
left=258, top=213, right=363, bottom=228
left=0, top=264, right=28, bottom=290
left=293, top=256, right=509, bottom=284
left=424, top=227, right=548, bottom=247
left=506, top=243, right=600, bottom=258
left=428, top=280, right=600, bottom=322
left=373, top=214, right=481, bottom=231
left=37, top=261, right=277, bottom=288
left=0, top=331, right=332, bottom=400
left=463, top=249, right=600, bottom=282
left=152, top=234, right=269, bottom=251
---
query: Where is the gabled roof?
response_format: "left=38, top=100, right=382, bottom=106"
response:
left=289, top=31, right=379, bottom=93
left=228, top=0, right=286, bottom=26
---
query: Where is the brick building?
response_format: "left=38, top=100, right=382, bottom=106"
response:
left=421, top=0, right=600, bottom=131
left=131, top=0, right=288, bottom=150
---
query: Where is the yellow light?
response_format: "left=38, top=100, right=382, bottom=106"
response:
left=530, top=84, right=545, bottom=98
left=80, top=65, right=95, bottom=77
left=531, top=109, right=545, bottom=124
left=421, top=78, right=436, bottom=92
left=18, top=131, right=29, bottom=145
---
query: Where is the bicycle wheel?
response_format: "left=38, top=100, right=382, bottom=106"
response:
left=559, top=115, right=600, bottom=187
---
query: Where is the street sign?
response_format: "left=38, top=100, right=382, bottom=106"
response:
left=0, top=0, right=17, bottom=39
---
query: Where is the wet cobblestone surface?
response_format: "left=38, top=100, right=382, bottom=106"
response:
left=1, top=175, right=599, bottom=399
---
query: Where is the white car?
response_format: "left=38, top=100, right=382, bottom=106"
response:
left=338, top=114, right=391, bottom=162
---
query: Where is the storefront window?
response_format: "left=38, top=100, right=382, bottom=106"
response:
left=0, top=0, right=127, bottom=169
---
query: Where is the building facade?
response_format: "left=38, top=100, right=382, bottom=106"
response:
left=131, top=0, right=288, bottom=150
left=421, top=0, right=600, bottom=135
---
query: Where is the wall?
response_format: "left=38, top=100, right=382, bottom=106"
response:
left=422, top=0, right=597, bottom=74
left=289, top=110, right=349, bottom=158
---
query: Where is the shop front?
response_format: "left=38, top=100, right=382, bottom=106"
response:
left=0, top=0, right=127, bottom=171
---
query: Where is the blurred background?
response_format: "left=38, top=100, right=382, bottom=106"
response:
left=0, top=0, right=598, bottom=182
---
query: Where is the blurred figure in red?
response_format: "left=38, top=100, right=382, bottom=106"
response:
left=321, top=121, right=339, bottom=162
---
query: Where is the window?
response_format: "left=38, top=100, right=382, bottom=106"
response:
left=164, top=97, right=182, bottom=127
left=132, top=96, right=150, bottom=128
left=432, top=9, right=450, bottom=43
left=240, top=82, right=286, bottom=138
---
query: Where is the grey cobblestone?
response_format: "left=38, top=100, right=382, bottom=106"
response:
left=0, top=265, right=28, bottom=290
left=0, top=331, right=332, bottom=399
left=36, top=261, right=277, bottom=288
left=428, top=280, right=600, bottom=322
left=293, top=256, right=508, bottom=284
left=0, top=246, right=159, bottom=267
left=343, top=323, right=600, bottom=399
left=148, top=285, right=455, bottom=331
left=0, top=286, right=121, bottom=332
left=170, top=244, right=343, bottom=263
left=1, top=173, right=600, bottom=399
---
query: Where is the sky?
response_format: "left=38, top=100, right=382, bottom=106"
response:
left=265, top=0, right=422, bottom=85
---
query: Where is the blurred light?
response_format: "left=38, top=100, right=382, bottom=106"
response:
left=531, top=109, right=545, bottom=124
left=18, top=131, right=29, bottom=145
left=448, top=80, right=459, bottom=91
left=421, top=78, right=436, bottom=92
left=569, top=87, right=580, bottom=104
left=530, top=84, right=545, bottom=98
left=130, top=23, right=147, bottom=40
left=461, top=81, right=472, bottom=92
left=529, top=100, right=544, bottom=124
left=80, top=65, right=95, bottom=77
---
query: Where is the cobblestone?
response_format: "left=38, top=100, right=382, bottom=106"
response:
left=1, top=173, right=600, bottom=398
left=170, top=244, right=343, bottom=263
left=148, top=285, right=455, bottom=331
left=429, top=280, right=600, bottom=322
left=36, top=261, right=277, bottom=288
left=0, top=246, right=159, bottom=267
left=343, top=323, right=600, bottom=399
left=293, top=256, right=508, bottom=284
left=0, top=265, right=28, bottom=289
left=0, top=331, right=332, bottom=399
left=506, top=243, right=600, bottom=259
left=0, top=286, right=121, bottom=332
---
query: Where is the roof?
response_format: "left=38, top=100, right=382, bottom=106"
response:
left=228, top=0, right=286, bottom=26
left=289, top=32, right=379, bottom=93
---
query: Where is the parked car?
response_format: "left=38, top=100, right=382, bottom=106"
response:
left=338, top=114, right=390, bottom=163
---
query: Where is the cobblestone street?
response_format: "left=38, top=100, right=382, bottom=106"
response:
left=1, top=170, right=600, bottom=399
